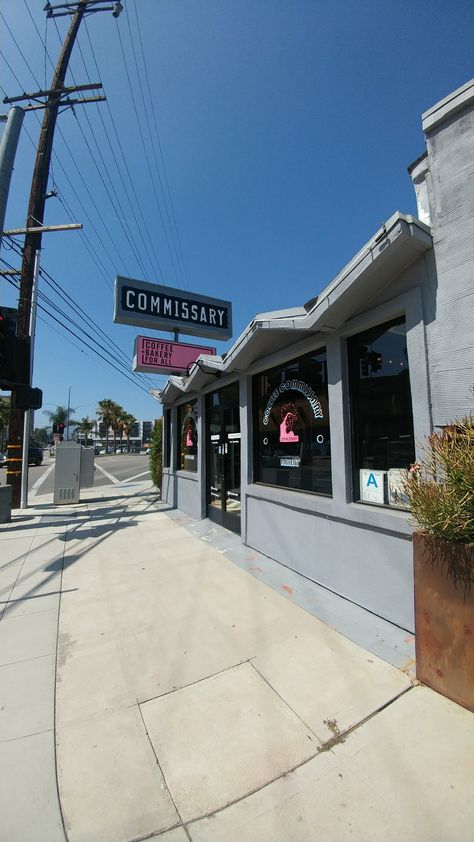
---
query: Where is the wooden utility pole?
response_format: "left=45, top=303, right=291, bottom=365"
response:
left=4, top=0, right=121, bottom=506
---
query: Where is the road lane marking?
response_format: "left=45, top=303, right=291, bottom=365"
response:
left=119, top=470, right=150, bottom=484
left=30, top=462, right=55, bottom=498
left=94, top=463, right=120, bottom=484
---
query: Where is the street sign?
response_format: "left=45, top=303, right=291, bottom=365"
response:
left=133, top=336, right=216, bottom=375
left=114, top=276, right=232, bottom=341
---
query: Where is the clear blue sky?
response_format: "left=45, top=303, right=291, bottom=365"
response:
left=1, top=0, right=473, bottom=429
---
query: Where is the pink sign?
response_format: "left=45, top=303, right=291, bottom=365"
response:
left=133, top=336, right=216, bottom=375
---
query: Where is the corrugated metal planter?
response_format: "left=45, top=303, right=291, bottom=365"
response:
left=413, top=532, right=474, bottom=712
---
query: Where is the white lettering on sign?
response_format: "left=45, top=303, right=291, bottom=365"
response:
left=263, top=379, right=323, bottom=425
left=115, top=276, right=232, bottom=340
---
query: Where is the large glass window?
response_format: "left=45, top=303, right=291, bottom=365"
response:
left=253, top=349, right=331, bottom=495
left=178, top=400, right=198, bottom=472
left=348, top=317, right=415, bottom=507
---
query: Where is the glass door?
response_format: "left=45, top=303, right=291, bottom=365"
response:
left=206, top=381, right=241, bottom=533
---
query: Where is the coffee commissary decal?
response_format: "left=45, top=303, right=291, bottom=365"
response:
left=114, top=276, right=232, bottom=341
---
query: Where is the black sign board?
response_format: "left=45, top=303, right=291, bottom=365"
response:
left=113, top=276, right=232, bottom=341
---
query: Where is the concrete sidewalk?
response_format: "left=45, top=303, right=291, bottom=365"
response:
left=0, top=481, right=473, bottom=842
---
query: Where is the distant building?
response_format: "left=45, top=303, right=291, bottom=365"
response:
left=159, top=80, right=474, bottom=634
left=85, top=420, right=155, bottom=450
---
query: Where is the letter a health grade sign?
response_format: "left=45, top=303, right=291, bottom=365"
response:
left=114, top=276, right=232, bottom=341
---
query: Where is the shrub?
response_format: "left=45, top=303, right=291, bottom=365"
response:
left=149, top=417, right=163, bottom=494
left=403, top=415, right=474, bottom=543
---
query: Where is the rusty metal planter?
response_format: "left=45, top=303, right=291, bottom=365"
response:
left=413, top=532, right=474, bottom=712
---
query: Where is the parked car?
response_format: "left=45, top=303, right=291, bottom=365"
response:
left=28, top=443, right=43, bottom=466
left=0, top=445, right=43, bottom=467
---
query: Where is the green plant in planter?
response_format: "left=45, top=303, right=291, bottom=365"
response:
left=403, top=415, right=474, bottom=544
left=403, top=409, right=474, bottom=711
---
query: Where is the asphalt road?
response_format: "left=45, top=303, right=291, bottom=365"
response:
left=24, top=451, right=152, bottom=499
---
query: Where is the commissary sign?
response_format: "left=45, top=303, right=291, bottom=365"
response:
left=113, top=276, right=232, bottom=341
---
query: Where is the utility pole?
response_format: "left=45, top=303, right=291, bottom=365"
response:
left=4, top=0, right=122, bottom=507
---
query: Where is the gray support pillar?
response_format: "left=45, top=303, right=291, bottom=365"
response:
left=0, top=107, right=24, bottom=258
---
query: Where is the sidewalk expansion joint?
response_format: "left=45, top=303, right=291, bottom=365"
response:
left=137, top=658, right=253, bottom=706
left=53, top=525, right=72, bottom=842
left=184, top=682, right=416, bottom=829
left=136, top=703, right=189, bottom=837
left=0, top=726, right=54, bottom=744
left=249, top=659, right=321, bottom=743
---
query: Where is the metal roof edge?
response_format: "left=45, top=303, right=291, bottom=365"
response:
left=422, top=78, right=474, bottom=133
left=160, top=213, right=432, bottom=403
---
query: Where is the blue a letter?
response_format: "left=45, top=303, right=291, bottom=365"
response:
left=367, top=472, right=378, bottom=488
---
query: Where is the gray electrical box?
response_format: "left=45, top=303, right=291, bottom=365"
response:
left=80, top=447, right=95, bottom=488
left=54, top=442, right=81, bottom=505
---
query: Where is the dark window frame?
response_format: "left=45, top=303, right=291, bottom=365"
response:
left=252, top=347, right=332, bottom=497
left=177, top=400, right=198, bottom=472
left=347, top=315, right=415, bottom=508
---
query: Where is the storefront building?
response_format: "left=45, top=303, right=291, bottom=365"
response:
left=160, top=80, right=474, bottom=633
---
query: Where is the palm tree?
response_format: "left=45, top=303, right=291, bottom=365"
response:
left=76, top=416, right=95, bottom=446
left=45, top=405, right=77, bottom=440
left=121, top=412, right=136, bottom=452
left=97, top=399, right=121, bottom=453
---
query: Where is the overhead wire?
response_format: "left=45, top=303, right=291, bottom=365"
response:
left=1, top=241, right=160, bottom=392
left=131, top=0, right=189, bottom=289
left=114, top=14, right=185, bottom=288
left=1, top=255, right=160, bottom=397
left=124, top=4, right=185, bottom=288
left=77, top=24, right=165, bottom=282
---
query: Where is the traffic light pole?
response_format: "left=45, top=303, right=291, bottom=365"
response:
left=20, top=249, right=40, bottom=510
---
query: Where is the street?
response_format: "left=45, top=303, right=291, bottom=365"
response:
left=24, top=451, right=151, bottom=499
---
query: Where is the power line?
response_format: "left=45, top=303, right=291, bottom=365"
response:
left=132, top=0, right=190, bottom=290
left=114, top=16, right=184, bottom=288
left=1, top=259, right=159, bottom=396
left=83, top=18, right=166, bottom=283
left=124, top=4, right=185, bottom=288
left=75, top=29, right=163, bottom=281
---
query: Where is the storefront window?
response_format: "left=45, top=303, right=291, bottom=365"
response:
left=253, top=349, right=331, bottom=495
left=178, top=400, right=198, bottom=472
left=348, top=317, right=415, bottom=507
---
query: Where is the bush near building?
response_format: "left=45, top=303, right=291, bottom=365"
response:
left=150, top=417, right=163, bottom=494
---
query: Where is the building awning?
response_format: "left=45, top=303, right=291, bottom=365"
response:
left=160, top=212, right=432, bottom=404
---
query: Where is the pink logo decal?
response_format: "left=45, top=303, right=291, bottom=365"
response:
left=279, top=403, right=300, bottom=443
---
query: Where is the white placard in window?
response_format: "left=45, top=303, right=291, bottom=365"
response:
left=360, top=469, right=385, bottom=504
left=280, top=457, right=301, bottom=468
left=388, top=469, right=409, bottom=508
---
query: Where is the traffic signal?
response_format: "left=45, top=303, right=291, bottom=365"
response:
left=369, top=351, right=383, bottom=373
left=0, top=307, right=30, bottom=390
left=52, top=423, right=58, bottom=434
left=15, top=387, right=43, bottom=410
left=58, top=422, right=65, bottom=441
left=360, top=346, right=369, bottom=378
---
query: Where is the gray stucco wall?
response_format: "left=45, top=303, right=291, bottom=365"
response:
left=245, top=495, right=413, bottom=630
left=423, top=95, right=474, bottom=425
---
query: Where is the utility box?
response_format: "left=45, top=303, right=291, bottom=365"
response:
left=54, top=442, right=81, bottom=505
left=0, top=485, right=12, bottom=523
left=80, top=447, right=95, bottom=488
